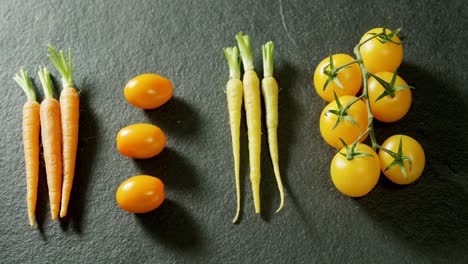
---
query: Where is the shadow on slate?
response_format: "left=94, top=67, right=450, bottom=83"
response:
left=35, top=154, right=48, bottom=239
left=259, top=62, right=299, bottom=221
left=133, top=148, right=198, bottom=190
left=136, top=199, right=202, bottom=250
left=144, top=97, right=199, bottom=137
left=357, top=62, right=468, bottom=259
left=59, top=85, right=98, bottom=233
left=235, top=99, right=249, bottom=223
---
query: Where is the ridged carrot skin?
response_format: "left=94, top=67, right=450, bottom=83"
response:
left=40, top=97, right=62, bottom=220
left=14, top=68, right=41, bottom=227
left=22, top=101, right=41, bottom=226
left=236, top=32, right=262, bottom=214
left=226, top=78, right=243, bottom=222
left=59, top=87, right=79, bottom=218
left=38, top=66, right=62, bottom=220
left=261, top=77, right=284, bottom=212
left=243, top=70, right=261, bottom=213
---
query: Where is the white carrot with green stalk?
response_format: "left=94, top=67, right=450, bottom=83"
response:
left=261, top=41, right=285, bottom=213
left=223, top=46, right=244, bottom=223
left=235, top=32, right=262, bottom=214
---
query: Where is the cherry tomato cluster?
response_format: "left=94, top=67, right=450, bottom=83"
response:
left=115, top=73, right=173, bottom=213
left=314, top=26, right=426, bottom=197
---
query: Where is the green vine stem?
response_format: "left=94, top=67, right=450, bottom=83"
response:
left=353, top=43, right=379, bottom=150
left=339, top=30, right=403, bottom=153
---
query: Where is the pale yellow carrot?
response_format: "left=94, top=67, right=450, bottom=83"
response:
left=223, top=47, right=243, bottom=223
left=236, top=32, right=261, bottom=214
left=261, top=41, right=284, bottom=213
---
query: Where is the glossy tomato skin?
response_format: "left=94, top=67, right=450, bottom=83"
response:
left=124, top=73, right=173, bottom=109
left=359, top=28, right=403, bottom=74
left=368, top=72, right=412, bottom=122
left=314, top=54, right=362, bottom=102
left=116, top=123, right=166, bottom=159
left=320, top=96, right=368, bottom=149
left=331, top=144, right=380, bottom=197
left=116, top=175, right=165, bottom=213
left=379, top=135, right=425, bottom=185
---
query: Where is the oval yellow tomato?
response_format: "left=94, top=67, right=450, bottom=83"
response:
left=359, top=28, right=403, bottom=74
left=124, top=73, right=173, bottom=109
left=320, top=96, right=368, bottom=148
left=368, top=72, right=412, bottom=122
left=379, top=135, right=425, bottom=185
left=116, top=175, right=165, bottom=213
left=116, top=123, right=167, bottom=159
left=331, top=144, right=380, bottom=197
left=313, top=54, right=362, bottom=102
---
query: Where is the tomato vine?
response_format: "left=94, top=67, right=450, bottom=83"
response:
left=326, top=25, right=415, bottom=177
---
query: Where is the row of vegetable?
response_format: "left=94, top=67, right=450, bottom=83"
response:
left=115, top=73, right=174, bottom=214
left=14, top=46, right=79, bottom=226
left=223, top=33, right=285, bottom=223
left=14, top=24, right=426, bottom=227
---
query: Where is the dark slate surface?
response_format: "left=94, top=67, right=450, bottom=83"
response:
left=1, top=0, right=467, bottom=263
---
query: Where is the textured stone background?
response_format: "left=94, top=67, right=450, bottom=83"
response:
left=1, top=0, right=467, bottom=263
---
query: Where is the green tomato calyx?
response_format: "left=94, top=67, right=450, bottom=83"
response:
left=379, top=136, right=413, bottom=179
left=326, top=91, right=360, bottom=130
left=370, top=68, right=414, bottom=102
left=338, top=139, right=373, bottom=161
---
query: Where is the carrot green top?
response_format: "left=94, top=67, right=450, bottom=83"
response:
left=262, top=41, right=274, bottom=78
left=47, top=45, right=74, bottom=88
left=13, top=67, right=37, bottom=102
left=223, top=47, right=241, bottom=80
left=38, top=66, right=54, bottom=99
left=235, top=32, right=254, bottom=71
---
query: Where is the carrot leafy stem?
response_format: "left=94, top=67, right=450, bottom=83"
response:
left=235, top=32, right=254, bottom=71
left=38, top=66, right=54, bottom=98
left=223, top=47, right=241, bottom=80
left=13, top=67, right=37, bottom=102
left=47, top=44, right=74, bottom=88
left=262, top=41, right=274, bottom=78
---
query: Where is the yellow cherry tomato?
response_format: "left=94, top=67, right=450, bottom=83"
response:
left=116, top=123, right=167, bottom=159
left=379, top=135, right=425, bottom=185
left=320, top=96, right=368, bottom=149
left=368, top=72, right=412, bottom=122
left=359, top=28, right=403, bottom=74
left=314, top=54, right=362, bottom=102
left=116, top=175, right=165, bottom=213
left=124, top=73, right=173, bottom=109
left=331, top=144, right=380, bottom=197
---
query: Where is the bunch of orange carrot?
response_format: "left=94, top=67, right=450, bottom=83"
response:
left=14, top=45, right=79, bottom=227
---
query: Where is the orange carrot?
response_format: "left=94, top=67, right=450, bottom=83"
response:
left=38, top=66, right=62, bottom=220
left=13, top=68, right=41, bottom=227
left=48, top=45, right=79, bottom=218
